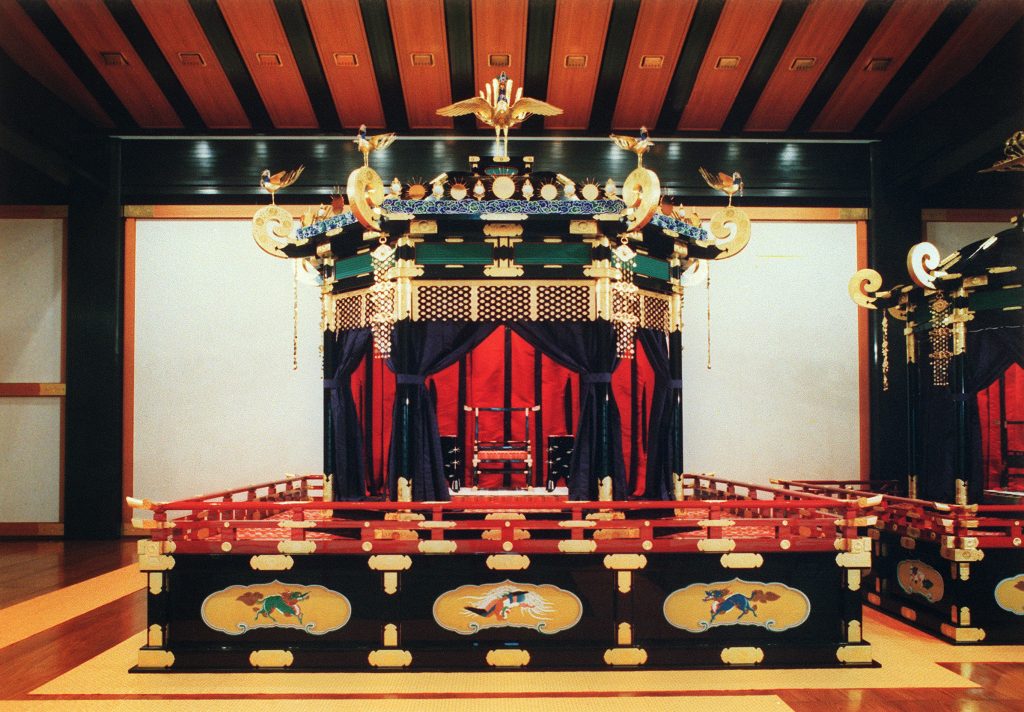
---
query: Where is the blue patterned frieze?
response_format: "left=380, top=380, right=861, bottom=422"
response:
left=295, top=211, right=358, bottom=240
left=650, top=213, right=708, bottom=241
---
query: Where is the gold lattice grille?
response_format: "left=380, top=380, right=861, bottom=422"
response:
left=335, top=294, right=365, bottom=330
left=479, top=286, right=531, bottom=321
left=641, top=294, right=670, bottom=332
left=537, top=285, right=591, bottom=321
left=417, top=285, right=473, bottom=321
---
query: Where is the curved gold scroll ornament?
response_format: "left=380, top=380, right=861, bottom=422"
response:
left=703, top=206, right=751, bottom=259
left=907, top=241, right=942, bottom=289
left=347, top=166, right=387, bottom=231
left=621, top=167, right=661, bottom=232
left=251, top=204, right=306, bottom=258
left=848, top=268, right=883, bottom=309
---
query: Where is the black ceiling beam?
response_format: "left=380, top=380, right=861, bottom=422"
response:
left=522, top=0, right=555, bottom=132
left=888, top=15, right=1024, bottom=194
left=359, top=0, right=408, bottom=131
left=187, top=0, right=272, bottom=130
left=856, top=0, right=977, bottom=135
left=588, top=0, right=641, bottom=134
left=273, top=0, right=339, bottom=132
left=788, top=0, right=891, bottom=134
left=16, top=0, right=137, bottom=130
left=103, top=0, right=203, bottom=130
left=721, top=0, right=810, bottom=134
left=655, top=0, right=725, bottom=134
left=444, top=0, right=476, bottom=133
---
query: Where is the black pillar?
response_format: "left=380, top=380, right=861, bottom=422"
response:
left=867, top=141, right=920, bottom=486
left=64, top=137, right=123, bottom=539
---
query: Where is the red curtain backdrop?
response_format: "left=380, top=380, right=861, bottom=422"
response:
left=362, top=328, right=656, bottom=494
left=978, top=363, right=1024, bottom=489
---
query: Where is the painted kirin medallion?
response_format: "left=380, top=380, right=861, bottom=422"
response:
left=994, top=574, right=1024, bottom=615
left=896, top=559, right=945, bottom=603
left=433, top=580, right=582, bottom=635
left=201, top=581, right=351, bottom=635
left=663, top=578, right=811, bottom=633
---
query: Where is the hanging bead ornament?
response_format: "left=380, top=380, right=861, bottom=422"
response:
left=611, top=238, right=639, bottom=358
left=706, top=263, right=712, bottom=370
left=928, top=294, right=953, bottom=386
left=369, top=237, right=397, bottom=358
left=881, top=310, right=890, bottom=391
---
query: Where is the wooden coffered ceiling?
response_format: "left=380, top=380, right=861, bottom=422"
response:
left=1, top=0, right=1021, bottom=138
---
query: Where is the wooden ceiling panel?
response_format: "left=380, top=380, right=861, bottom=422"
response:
left=744, top=0, right=864, bottom=132
left=472, top=0, right=528, bottom=95
left=302, top=0, right=386, bottom=129
left=611, top=0, right=697, bottom=130
left=881, top=0, right=1024, bottom=132
left=544, top=0, right=613, bottom=130
left=217, top=0, right=318, bottom=129
left=812, top=0, right=948, bottom=133
left=46, top=0, right=181, bottom=128
left=677, top=0, right=781, bottom=131
left=387, top=0, right=453, bottom=129
left=0, top=2, right=112, bottom=127
left=130, top=0, right=248, bottom=129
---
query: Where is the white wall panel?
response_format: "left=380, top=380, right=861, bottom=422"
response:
left=0, top=218, right=63, bottom=382
left=132, top=219, right=323, bottom=502
left=681, top=222, right=860, bottom=485
left=0, top=399, right=61, bottom=522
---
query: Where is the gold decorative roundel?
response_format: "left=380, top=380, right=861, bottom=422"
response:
left=492, top=175, right=516, bottom=200
left=539, top=183, right=559, bottom=201
left=346, top=166, right=386, bottom=230
left=621, top=167, right=661, bottom=231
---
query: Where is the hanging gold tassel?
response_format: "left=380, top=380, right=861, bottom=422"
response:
left=292, top=259, right=299, bottom=371
left=705, top=263, right=712, bottom=370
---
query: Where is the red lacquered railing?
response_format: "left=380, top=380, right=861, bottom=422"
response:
left=129, top=473, right=876, bottom=557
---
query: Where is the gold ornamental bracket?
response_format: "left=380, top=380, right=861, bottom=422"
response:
left=907, top=241, right=946, bottom=289
left=347, top=165, right=387, bottom=231
left=620, top=166, right=661, bottom=232
left=848, top=268, right=884, bottom=309
left=701, top=206, right=751, bottom=260
left=252, top=204, right=308, bottom=258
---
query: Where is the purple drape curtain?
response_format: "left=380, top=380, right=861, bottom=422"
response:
left=510, top=321, right=627, bottom=500
left=387, top=320, right=497, bottom=501
left=638, top=328, right=679, bottom=500
left=325, top=328, right=372, bottom=499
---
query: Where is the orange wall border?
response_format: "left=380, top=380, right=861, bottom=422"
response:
left=0, top=207, right=68, bottom=533
left=122, top=218, right=136, bottom=525
left=856, top=220, right=869, bottom=480
left=921, top=209, right=1018, bottom=223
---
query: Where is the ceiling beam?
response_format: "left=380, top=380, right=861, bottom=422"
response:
left=655, top=0, right=724, bottom=133
left=444, top=0, right=475, bottom=133
left=273, top=0, right=340, bottom=131
left=721, top=0, right=809, bottom=134
left=788, top=0, right=889, bottom=134
left=187, top=0, right=273, bottom=129
left=17, top=0, right=137, bottom=129
left=522, top=0, right=555, bottom=132
left=103, top=0, right=204, bottom=129
left=855, top=0, right=976, bottom=134
left=359, top=0, right=408, bottom=130
left=587, top=0, right=640, bottom=134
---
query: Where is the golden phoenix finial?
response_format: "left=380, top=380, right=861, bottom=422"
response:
left=698, top=167, right=744, bottom=207
left=259, top=165, right=304, bottom=204
left=436, top=72, right=562, bottom=160
left=355, top=124, right=397, bottom=168
left=609, top=126, right=653, bottom=168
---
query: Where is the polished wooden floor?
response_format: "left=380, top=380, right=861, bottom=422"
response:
left=1, top=539, right=1023, bottom=711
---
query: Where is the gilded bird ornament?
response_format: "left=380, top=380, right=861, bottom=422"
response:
left=610, top=126, right=654, bottom=167
left=259, top=165, right=304, bottom=204
left=698, top=167, right=744, bottom=207
left=355, top=124, right=397, bottom=168
left=436, top=72, right=562, bottom=160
